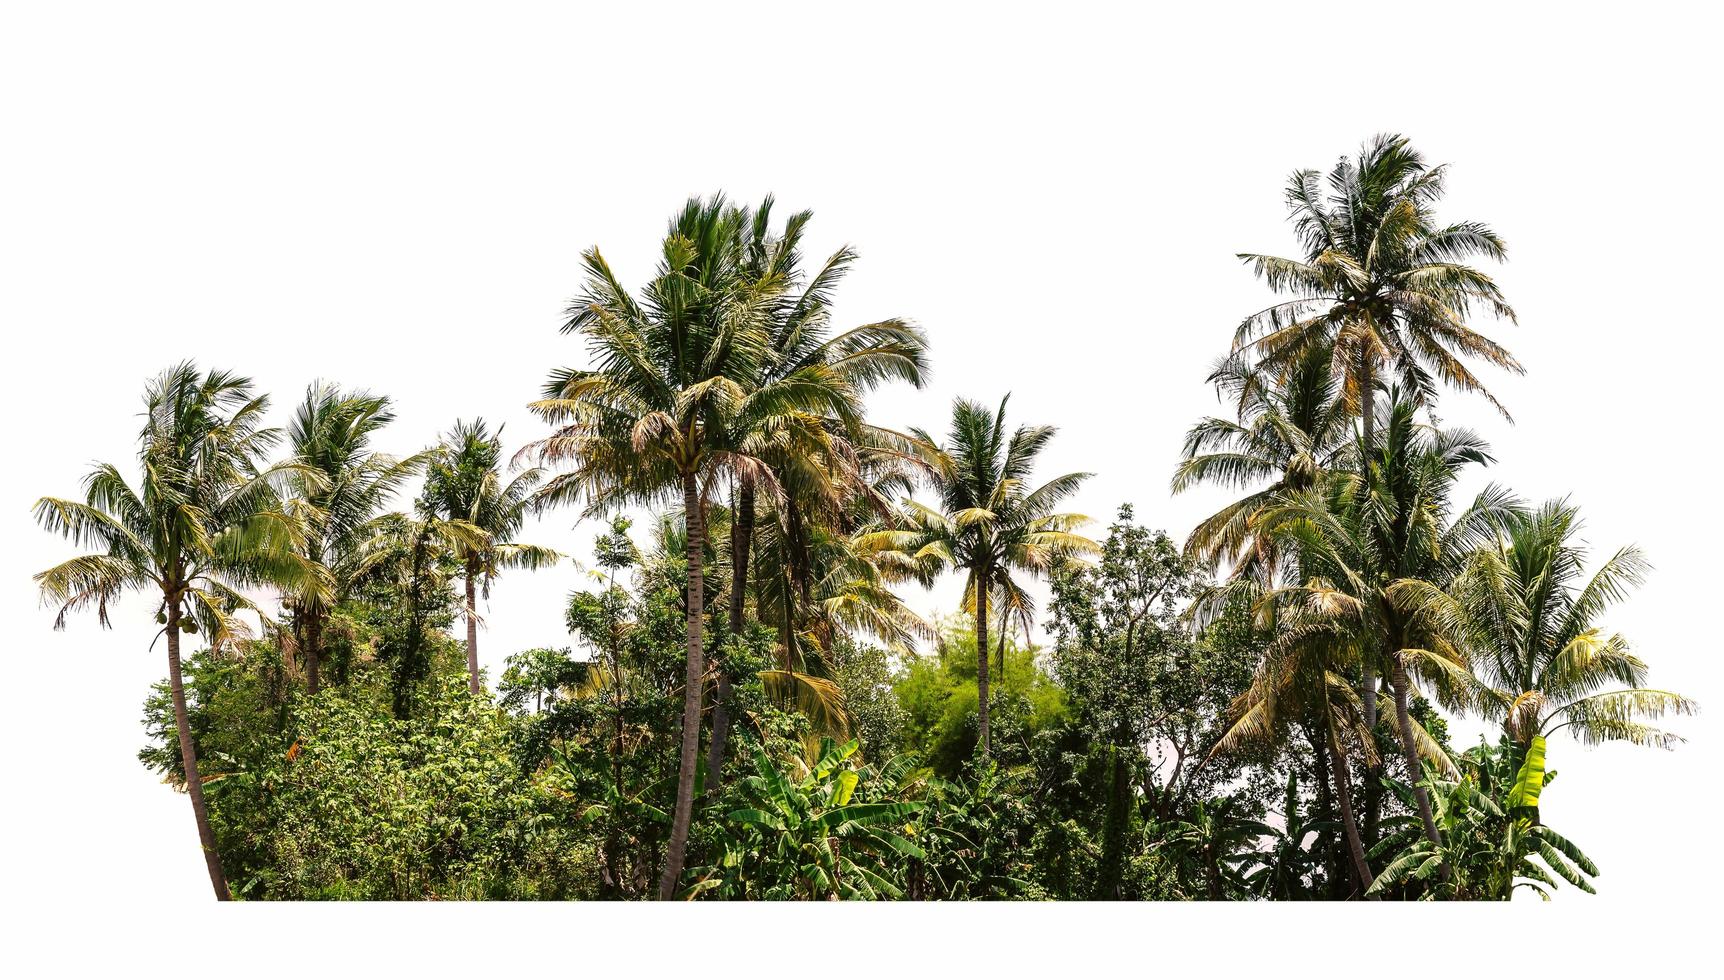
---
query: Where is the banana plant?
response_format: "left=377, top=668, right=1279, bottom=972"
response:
left=694, top=738, right=924, bottom=900
left=1367, top=738, right=1597, bottom=900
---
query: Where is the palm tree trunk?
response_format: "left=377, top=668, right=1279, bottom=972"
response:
left=1391, top=663, right=1443, bottom=850
left=974, top=567, right=991, bottom=761
left=166, top=597, right=231, bottom=901
left=305, top=609, right=322, bottom=695
left=464, top=559, right=481, bottom=696
left=1356, top=347, right=1380, bottom=736
left=658, top=470, right=707, bottom=901
left=1325, top=719, right=1372, bottom=897
left=707, top=477, right=753, bottom=791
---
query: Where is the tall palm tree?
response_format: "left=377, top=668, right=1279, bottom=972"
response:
left=420, top=418, right=561, bottom=695
left=859, top=396, right=1095, bottom=759
left=526, top=195, right=850, bottom=899
left=1234, top=134, right=1522, bottom=726
left=1256, top=397, right=1516, bottom=856
left=1234, top=133, right=1522, bottom=437
left=705, top=199, right=929, bottom=785
left=1396, top=500, right=1696, bottom=755
left=1173, top=345, right=1353, bottom=584
left=33, top=363, right=321, bottom=900
left=282, top=382, right=425, bottom=693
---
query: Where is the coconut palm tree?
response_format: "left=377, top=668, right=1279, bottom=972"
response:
left=526, top=195, right=853, bottom=899
left=1395, top=500, right=1696, bottom=755
left=1234, top=133, right=1522, bottom=437
left=704, top=199, right=928, bottom=786
left=420, top=418, right=561, bottom=695
left=1234, top=134, right=1522, bottom=728
left=1173, top=345, right=1353, bottom=584
left=1255, top=396, right=1518, bottom=858
left=33, top=363, right=322, bottom=900
left=859, top=396, right=1095, bottom=759
left=281, top=382, right=426, bottom=693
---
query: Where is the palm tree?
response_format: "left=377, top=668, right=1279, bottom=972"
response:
left=420, top=418, right=561, bottom=696
left=527, top=195, right=849, bottom=899
left=281, top=382, right=425, bottom=693
left=1208, top=607, right=1380, bottom=895
left=859, top=396, right=1095, bottom=759
left=347, top=509, right=492, bottom=718
left=705, top=199, right=928, bottom=785
left=1234, top=134, right=1522, bottom=727
left=1256, top=397, right=1517, bottom=857
left=1396, top=500, right=1696, bottom=755
left=1173, top=345, right=1353, bottom=584
left=33, top=363, right=321, bottom=900
left=1234, top=133, right=1522, bottom=437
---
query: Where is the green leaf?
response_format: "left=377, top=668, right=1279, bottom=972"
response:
left=1506, top=735, right=1547, bottom=811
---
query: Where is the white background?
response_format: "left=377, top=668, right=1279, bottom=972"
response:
left=2, top=1, right=1717, bottom=974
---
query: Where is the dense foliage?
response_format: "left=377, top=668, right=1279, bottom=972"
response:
left=36, top=137, right=1694, bottom=901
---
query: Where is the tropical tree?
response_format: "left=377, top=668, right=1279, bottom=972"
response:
left=33, top=363, right=321, bottom=900
left=705, top=199, right=928, bottom=786
left=526, top=195, right=848, bottom=899
left=1233, top=133, right=1522, bottom=437
left=420, top=418, right=561, bottom=695
left=860, top=395, right=1096, bottom=759
left=281, top=382, right=426, bottom=693
left=347, top=509, right=491, bottom=718
left=1173, top=345, right=1352, bottom=584
left=1208, top=608, right=1380, bottom=896
left=1368, top=738, right=1599, bottom=900
left=1157, top=798, right=1273, bottom=900
left=1233, top=133, right=1522, bottom=728
left=1397, top=499, right=1695, bottom=756
left=1254, top=397, right=1516, bottom=859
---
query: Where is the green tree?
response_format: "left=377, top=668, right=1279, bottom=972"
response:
left=861, top=396, right=1095, bottom=759
left=527, top=195, right=850, bottom=898
left=34, top=363, right=322, bottom=899
left=1233, top=133, right=1522, bottom=732
left=420, top=418, right=561, bottom=695
left=1255, top=397, right=1515, bottom=861
left=281, top=382, right=426, bottom=693
left=1173, top=346, right=1352, bottom=584
left=1407, top=500, right=1695, bottom=752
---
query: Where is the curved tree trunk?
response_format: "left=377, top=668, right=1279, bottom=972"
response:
left=167, top=596, right=231, bottom=901
left=1326, top=719, right=1372, bottom=897
left=1391, top=663, right=1443, bottom=850
left=464, top=559, right=482, bottom=696
left=973, top=567, right=991, bottom=761
left=658, top=471, right=707, bottom=900
left=707, top=477, right=753, bottom=792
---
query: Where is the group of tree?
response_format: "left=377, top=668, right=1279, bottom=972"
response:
left=36, top=138, right=1693, bottom=901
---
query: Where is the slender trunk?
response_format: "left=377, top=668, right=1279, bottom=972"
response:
left=305, top=608, right=322, bottom=695
left=167, top=596, right=231, bottom=901
left=1326, top=719, right=1372, bottom=897
left=1099, top=729, right=1130, bottom=899
left=1358, top=350, right=1380, bottom=736
left=464, top=559, right=481, bottom=696
left=707, top=477, right=752, bottom=791
left=658, top=471, right=706, bottom=901
left=1363, top=679, right=1383, bottom=847
left=974, top=567, right=991, bottom=761
left=1391, top=664, right=1442, bottom=850
left=1308, top=725, right=1346, bottom=898
left=1206, top=853, right=1223, bottom=901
